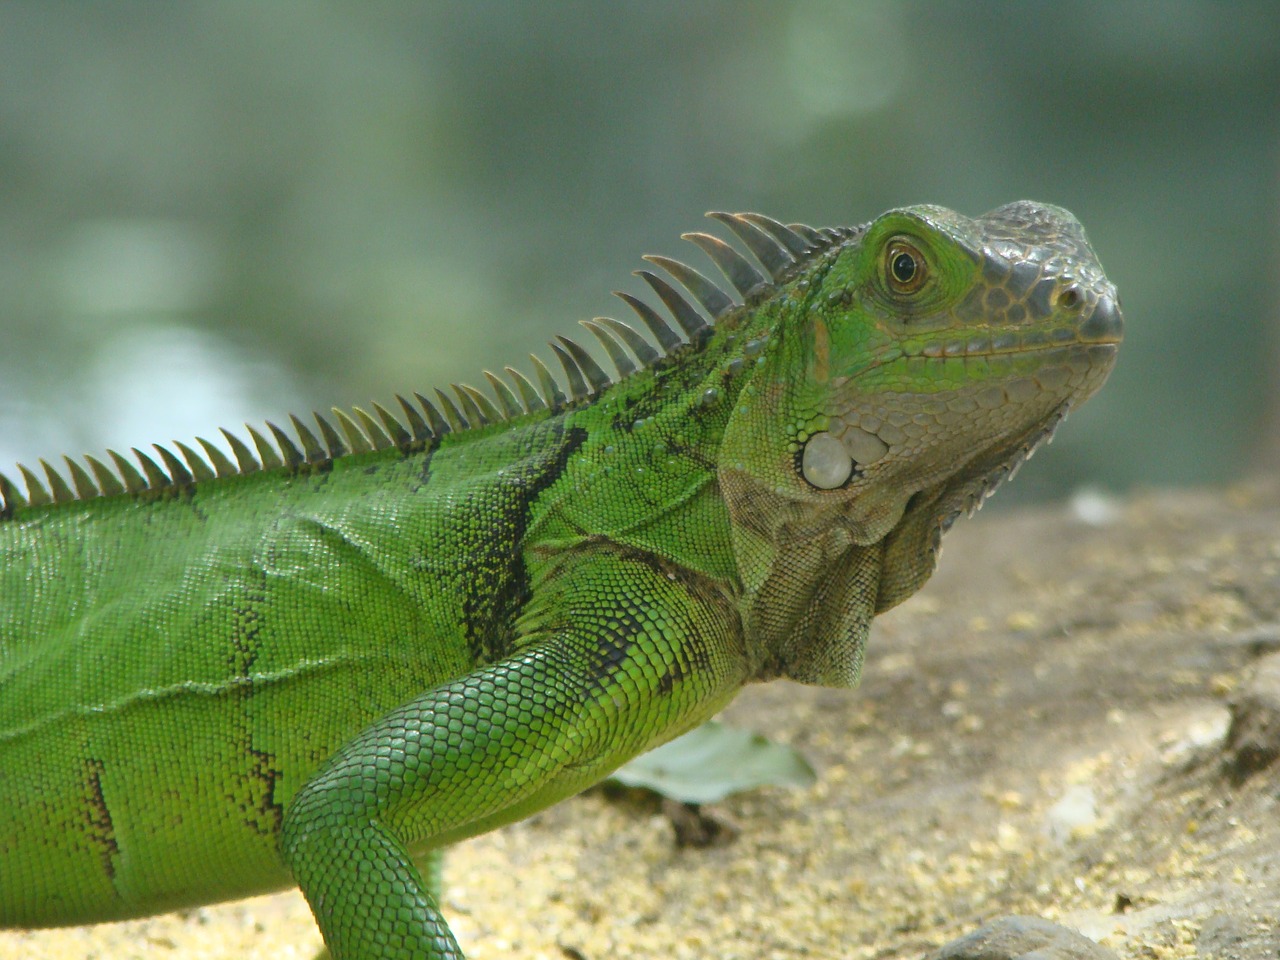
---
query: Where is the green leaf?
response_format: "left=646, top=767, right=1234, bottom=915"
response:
left=610, top=721, right=816, bottom=804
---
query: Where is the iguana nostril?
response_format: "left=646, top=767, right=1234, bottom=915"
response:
left=1079, top=293, right=1123, bottom=343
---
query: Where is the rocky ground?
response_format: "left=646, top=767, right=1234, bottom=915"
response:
left=4, top=479, right=1280, bottom=959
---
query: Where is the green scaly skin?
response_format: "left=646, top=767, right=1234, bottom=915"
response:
left=0, top=202, right=1122, bottom=958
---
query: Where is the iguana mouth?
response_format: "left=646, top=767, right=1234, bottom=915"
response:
left=842, top=289, right=1122, bottom=393
left=905, top=322, right=1121, bottom=363
left=903, top=289, right=1122, bottom=356
left=842, top=339, right=1118, bottom=397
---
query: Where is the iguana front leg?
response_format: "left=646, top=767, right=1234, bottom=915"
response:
left=281, top=546, right=748, bottom=960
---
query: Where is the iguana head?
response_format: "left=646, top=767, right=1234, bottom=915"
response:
left=718, top=201, right=1121, bottom=683
left=722, top=200, right=1120, bottom=536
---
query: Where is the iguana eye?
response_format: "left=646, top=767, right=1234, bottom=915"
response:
left=886, top=239, right=926, bottom=294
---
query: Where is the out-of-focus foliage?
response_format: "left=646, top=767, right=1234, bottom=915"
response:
left=0, top=2, right=1276, bottom=495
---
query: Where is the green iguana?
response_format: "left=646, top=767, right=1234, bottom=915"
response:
left=0, top=202, right=1122, bottom=959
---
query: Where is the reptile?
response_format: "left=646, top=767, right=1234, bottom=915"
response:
left=0, top=202, right=1121, bottom=959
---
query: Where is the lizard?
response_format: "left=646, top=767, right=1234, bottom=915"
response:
left=0, top=201, right=1122, bottom=959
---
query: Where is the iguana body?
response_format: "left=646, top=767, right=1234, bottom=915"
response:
left=0, top=203, right=1121, bottom=958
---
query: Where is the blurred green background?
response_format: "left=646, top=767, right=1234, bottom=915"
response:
left=1, top=2, right=1276, bottom=501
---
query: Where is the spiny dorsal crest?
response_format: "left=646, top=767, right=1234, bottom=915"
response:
left=0, top=212, right=858, bottom=515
